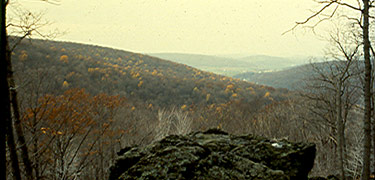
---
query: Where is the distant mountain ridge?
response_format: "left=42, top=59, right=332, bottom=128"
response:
left=237, top=55, right=307, bottom=70
left=234, top=61, right=350, bottom=90
left=234, top=64, right=312, bottom=90
left=149, top=53, right=254, bottom=68
left=150, top=53, right=309, bottom=76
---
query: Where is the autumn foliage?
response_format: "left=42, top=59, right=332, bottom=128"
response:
left=11, top=38, right=287, bottom=108
left=22, top=88, right=125, bottom=179
left=10, top=38, right=296, bottom=179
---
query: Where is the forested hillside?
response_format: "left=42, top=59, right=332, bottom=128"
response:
left=12, top=38, right=288, bottom=107
left=4, top=0, right=374, bottom=179
left=8, top=38, right=297, bottom=179
left=9, top=38, right=364, bottom=179
left=234, top=64, right=312, bottom=89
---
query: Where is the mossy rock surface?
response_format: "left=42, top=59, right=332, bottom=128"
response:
left=109, top=129, right=316, bottom=180
left=308, top=175, right=339, bottom=180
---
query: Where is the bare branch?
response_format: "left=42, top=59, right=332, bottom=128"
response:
left=299, top=1, right=337, bottom=25
left=283, top=2, right=339, bottom=35
left=40, top=0, right=61, bottom=5
left=7, top=7, right=63, bottom=52
left=283, top=0, right=365, bottom=35
left=316, top=0, right=362, bottom=11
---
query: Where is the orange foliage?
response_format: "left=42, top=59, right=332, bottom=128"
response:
left=19, top=50, right=28, bottom=61
left=138, top=81, right=143, bottom=87
left=151, top=70, right=158, bottom=76
left=62, top=81, right=69, bottom=87
left=226, top=84, right=234, bottom=90
left=60, top=55, right=69, bottom=63
left=66, top=72, right=75, bottom=78
left=24, top=88, right=125, bottom=138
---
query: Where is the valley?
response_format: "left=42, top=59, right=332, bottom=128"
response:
left=150, top=53, right=309, bottom=77
left=7, top=38, right=363, bottom=179
left=3, top=0, right=373, bottom=179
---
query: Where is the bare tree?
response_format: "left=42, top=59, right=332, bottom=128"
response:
left=1, top=1, right=10, bottom=180
left=288, top=1, right=374, bottom=179
left=1, top=1, right=60, bottom=179
left=362, top=2, right=372, bottom=178
left=154, top=108, right=192, bottom=141
left=345, top=108, right=364, bottom=179
left=6, top=8, right=56, bottom=180
left=302, top=26, right=361, bottom=179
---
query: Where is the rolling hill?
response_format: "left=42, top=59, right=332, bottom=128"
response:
left=237, top=55, right=307, bottom=71
left=150, top=53, right=309, bottom=77
left=234, top=60, right=359, bottom=90
left=148, top=53, right=254, bottom=68
left=234, top=64, right=311, bottom=89
left=149, top=53, right=255, bottom=76
left=12, top=38, right=290, bottom=108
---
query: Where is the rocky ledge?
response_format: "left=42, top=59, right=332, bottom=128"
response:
left=109, top=129, right=316, bottom=180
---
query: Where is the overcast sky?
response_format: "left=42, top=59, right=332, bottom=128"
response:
left=12, top=0, right=336, bottom=57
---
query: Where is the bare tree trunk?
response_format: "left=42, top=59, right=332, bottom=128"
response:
left=0, top=1, right=22, bottom=179
left=3, top=13, right=22, bottom=180
left=337, top=82, right=346, bottom=180
left=32, top=121, right=40, bottom=180
left=373, top=96, right=375, bottom=179
left=6, top=37, right=34, bottom=180
left=0, top=0, right=8, bottom=179
left=362, top=1, right=372, bottom=179
left=6, top=113, right=22, bottom=180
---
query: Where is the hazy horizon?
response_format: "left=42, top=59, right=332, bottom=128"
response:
left=12, top=0, right=340, bottom=57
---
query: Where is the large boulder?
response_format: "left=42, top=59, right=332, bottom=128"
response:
left=109, top=129, right=316, bottom=180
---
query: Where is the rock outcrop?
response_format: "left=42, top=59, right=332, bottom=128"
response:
left=308, top=175, right=339, bottom=180
left=109, top=129, right=316, bottom=180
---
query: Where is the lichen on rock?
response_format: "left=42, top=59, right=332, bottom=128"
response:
left=109, top=129, right=316, bottom=180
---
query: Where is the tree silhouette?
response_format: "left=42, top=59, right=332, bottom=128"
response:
left=0, top=0, right=8, bottom=179
left=1, top=0, right=59, bottom=179
left=288, top=1, right=374, bottom=178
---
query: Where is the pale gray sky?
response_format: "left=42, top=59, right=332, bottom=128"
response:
left=12, top=0, right=334, bottom=57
